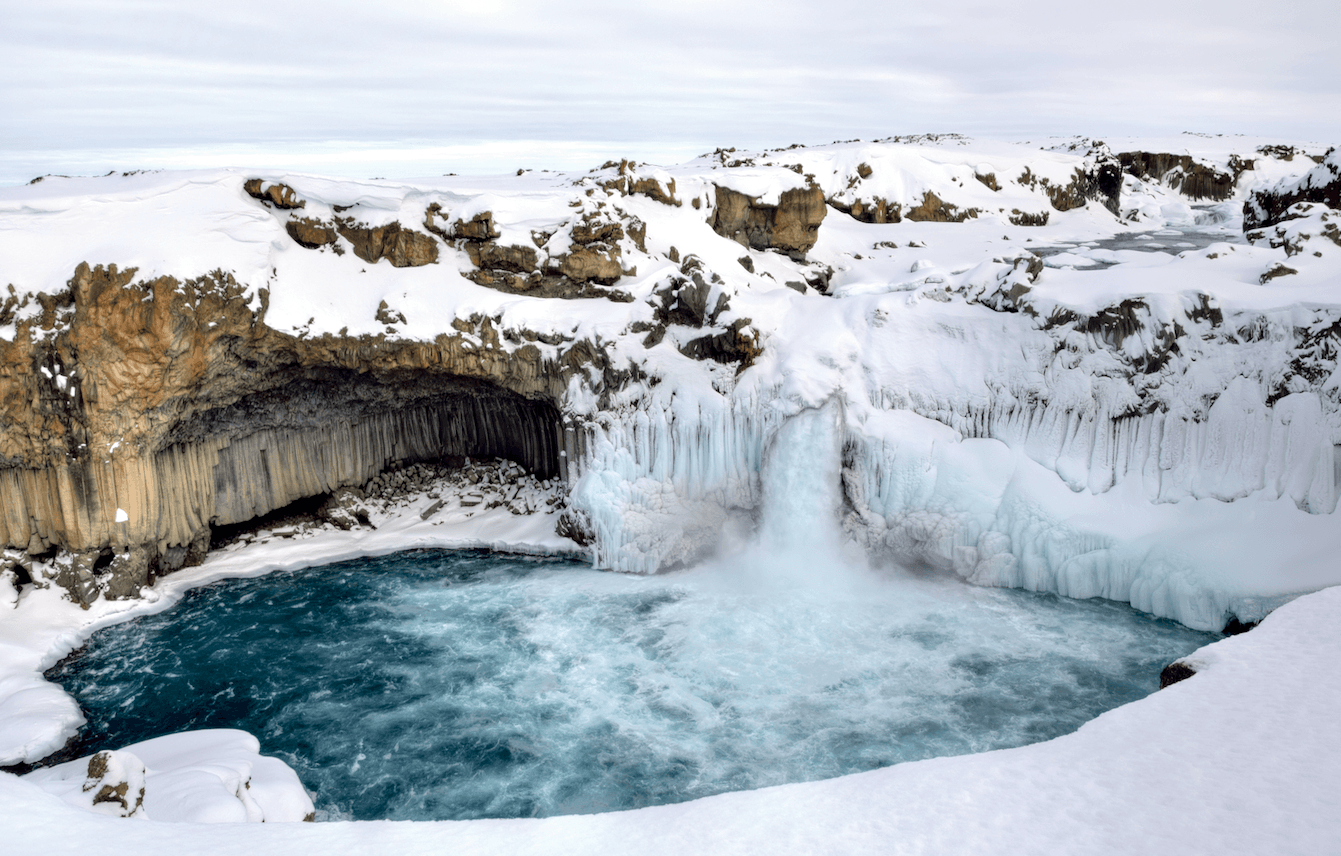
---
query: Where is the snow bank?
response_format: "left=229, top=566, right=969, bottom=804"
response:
left=22, top=730, right=313, bottom=822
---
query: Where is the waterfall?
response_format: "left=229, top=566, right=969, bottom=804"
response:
left=758, top=400, right=845, bottom=562
left=715, top=398, right=874, bottom=594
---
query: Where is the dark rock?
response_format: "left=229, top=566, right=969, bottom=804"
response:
left=1260, top=263, right=1298, bottom=284
left=1244, top=148, right=1341, bottom=229
left=556, top=506, right=594, bottom=546
left=1018, top=162, right=1122, bottom=215
left=419, top=499, right=445, bottom=521
left=157, top=528, right=210, bottom=575
left=677, top=319, right=762, bottom=369
left=1159, top=661, right=1197, bottom=689
left=101, top=545, right=153, bottom=600
left=1118, top=152, right=1250, bottom=202
left=1222, top=617, right=1258, bottom=635
left=652, top=258, right=729, bottom=328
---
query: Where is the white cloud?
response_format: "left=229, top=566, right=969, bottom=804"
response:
left=2, top=0, right=1337, bottom=184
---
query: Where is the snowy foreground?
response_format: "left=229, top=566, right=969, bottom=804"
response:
left=2, top=134, right=1341, bottom=851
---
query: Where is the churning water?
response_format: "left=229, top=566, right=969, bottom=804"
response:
left=47, top=549, right=1214, bottom=821
left=46, top=406, right=1216, bottom=821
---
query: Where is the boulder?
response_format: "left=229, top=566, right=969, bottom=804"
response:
left=285, top=217, right=338, bottom=249
left=559, top=246, right=624, bottom=284
left=1159, top=661, right=1197, bottom=689
left=243, top=180, right=305, bottom=210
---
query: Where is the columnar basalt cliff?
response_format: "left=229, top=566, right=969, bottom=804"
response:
left=0, top=261, right=586, bottom=603
left=1117, top=151, right=1252, bottom=201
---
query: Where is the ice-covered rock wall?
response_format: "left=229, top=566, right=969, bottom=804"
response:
left=2, top=134, right=1338, bottom=625
left=563, top=267, right=1341, bottom=630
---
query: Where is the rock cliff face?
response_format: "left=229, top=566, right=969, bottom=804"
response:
left=1117, top=152, right=1251, bottom=201
left=1245, top=148, right=1340, bottom=229
left=0, top=261, right=582, bottom=603
left=709, top=184, right=827, bottom=258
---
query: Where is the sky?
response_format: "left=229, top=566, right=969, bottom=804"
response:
left=2, top=0, right=1337, bottom=185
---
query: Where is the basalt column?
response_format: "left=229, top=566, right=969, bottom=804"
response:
left=2, top=375, right=561, bottom=602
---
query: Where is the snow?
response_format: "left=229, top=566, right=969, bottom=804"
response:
left=2, top=134, right=1341, bottom=850
left=23, top=730, right=312, bottom=822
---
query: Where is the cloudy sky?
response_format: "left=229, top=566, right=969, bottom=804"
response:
left=2, top=0, right=1337, bottom=184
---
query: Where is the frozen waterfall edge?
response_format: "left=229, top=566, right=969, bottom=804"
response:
left=566, top=388, right=1339, bottom=632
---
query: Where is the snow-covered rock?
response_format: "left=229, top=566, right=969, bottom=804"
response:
left=23, top=730, right=314, bottom=822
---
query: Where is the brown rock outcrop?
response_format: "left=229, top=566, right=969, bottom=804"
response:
left=335, top=220, right=438, bottom=267
left=906, top=191, right=979, bottom=222
left=458, top=211, right=636, bottom=297
left=710, top=184, right=826, bottom=258
left=285, top=217, right=338, bottom=249
left=559, top=247, right=624, bottom=284
left=598, top=160, right=682, bottom=206
left=1017, top=166, right=1122, bottom=214
left=465, top=242, right=540, bottom=274
left=243, top=180, right=306, bottom=210
left=571, top=220, right=624, bottom=245
left=830, top=196, right=900, bottom=224
left=450, top=212, right=501, bottom=241
left=1008, top=209, right=1050, bottom=227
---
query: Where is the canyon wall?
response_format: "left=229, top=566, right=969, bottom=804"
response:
left=0, top=262, right=578, bottom=601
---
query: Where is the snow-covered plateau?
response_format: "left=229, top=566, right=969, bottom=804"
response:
left=2, top=134, right=1340, bottom=853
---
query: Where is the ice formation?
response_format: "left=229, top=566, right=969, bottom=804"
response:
left=0, top=134, right=1339, bottom=844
